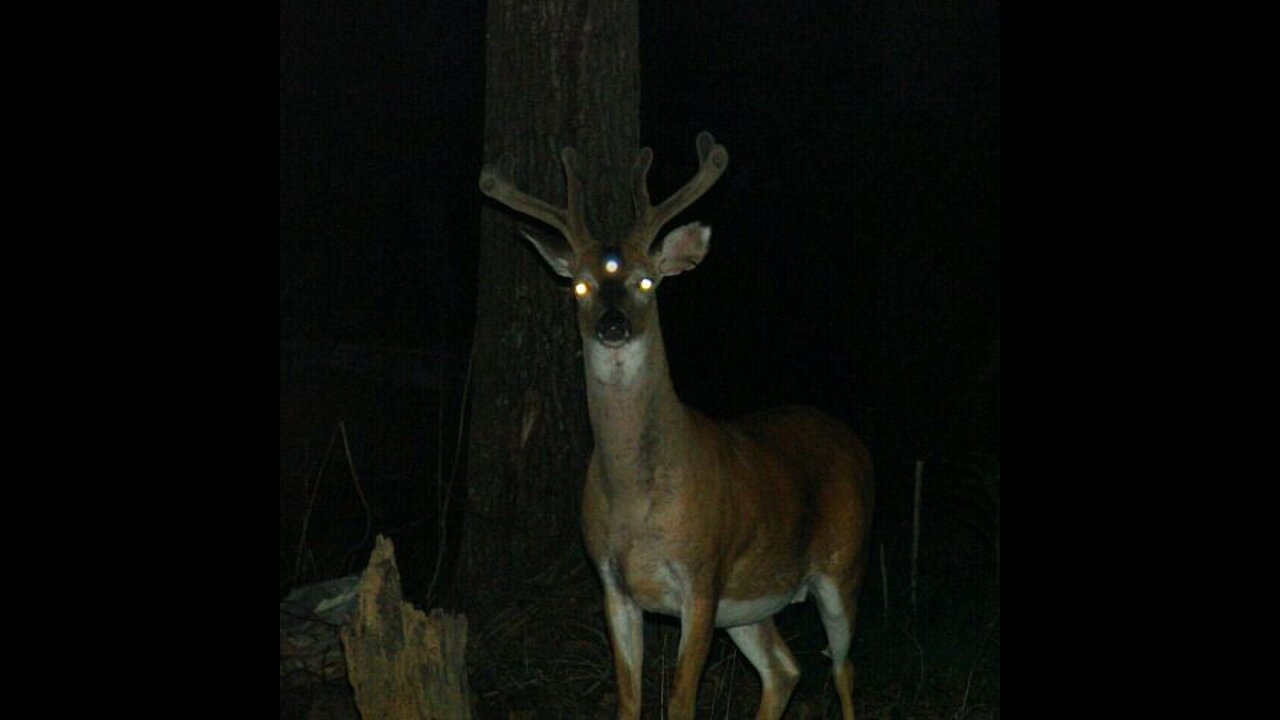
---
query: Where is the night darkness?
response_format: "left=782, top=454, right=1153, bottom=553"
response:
left=281, top=1, right=999, bottom=717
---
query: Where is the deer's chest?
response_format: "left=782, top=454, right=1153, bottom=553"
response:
left=584, top=468, right=808, bottom=626
left=583, top=483, right=689, bottom=615
left=600, top=546, right=798, bottom=626
left=612, top=550, right=685, bottom=616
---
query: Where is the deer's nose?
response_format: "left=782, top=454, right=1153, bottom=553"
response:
left=596, top=309, right=631, bottom=345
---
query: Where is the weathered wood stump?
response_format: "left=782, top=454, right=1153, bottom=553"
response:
left=340, top=535, right=471, bottom=719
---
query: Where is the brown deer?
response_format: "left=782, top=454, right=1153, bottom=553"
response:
left=479, top=132, right=874, bottom=720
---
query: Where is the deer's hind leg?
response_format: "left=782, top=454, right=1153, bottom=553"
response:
left=812, top=574, right=860, bottom=720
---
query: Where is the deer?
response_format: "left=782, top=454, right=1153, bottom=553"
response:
left=478, top=132, right=874, bottom=720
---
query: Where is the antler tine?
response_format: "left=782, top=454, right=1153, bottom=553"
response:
left=631, top=131, right=729, bottom=245
left=479, top=148, right=593, bottom=250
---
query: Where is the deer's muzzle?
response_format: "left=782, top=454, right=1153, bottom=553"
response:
left=596, top=308, right=631, bottom=345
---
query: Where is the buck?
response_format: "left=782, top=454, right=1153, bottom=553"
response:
left=479, top=132, right=874, bottom=720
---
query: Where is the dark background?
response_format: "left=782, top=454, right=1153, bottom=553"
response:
left=280, top=0, right=998, bottom=712
left=279, top=0, right=998, bottom=446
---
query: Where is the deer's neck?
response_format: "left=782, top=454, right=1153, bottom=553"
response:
left=583, top=320, right=689, bottom=486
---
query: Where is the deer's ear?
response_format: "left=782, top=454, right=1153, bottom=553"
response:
left=519, top=225, right=576, bottom=278
left=653, top=222, right=710, bottom=277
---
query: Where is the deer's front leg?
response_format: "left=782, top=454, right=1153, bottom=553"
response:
left=669, top=593, right=716, bottom=719
left=602, top=572, right=644, bottom=720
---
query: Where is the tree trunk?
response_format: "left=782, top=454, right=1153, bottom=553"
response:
left=459, top=0, right=640, bottom=609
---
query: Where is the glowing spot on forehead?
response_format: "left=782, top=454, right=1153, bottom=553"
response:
left=603, top=251, right=621, bottom=274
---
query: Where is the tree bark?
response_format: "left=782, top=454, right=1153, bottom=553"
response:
left=459, top=0, right=639, bottom=608
left=341, top=536, right=471, bottom=720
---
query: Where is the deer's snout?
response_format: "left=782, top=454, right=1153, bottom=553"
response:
left=596, top=308, right=631, bottom=345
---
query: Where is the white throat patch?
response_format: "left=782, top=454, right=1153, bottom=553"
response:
left=586, top=336, right=649, bottom=387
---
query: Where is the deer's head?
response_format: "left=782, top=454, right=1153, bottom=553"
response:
left=479, top=132, right=729, bottom=348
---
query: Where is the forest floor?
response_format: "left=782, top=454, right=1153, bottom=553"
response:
left=463, top=559, right=999, bottom=720
left=282, top=561, right=998, bottom=720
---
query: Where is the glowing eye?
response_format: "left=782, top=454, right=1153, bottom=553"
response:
left=574, top=281, right=589, bottom=298
left=638, top=277, right=654, bottom=292
left=604, top=258, right=620, bottom=274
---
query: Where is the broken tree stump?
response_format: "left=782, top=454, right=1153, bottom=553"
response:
left=340, top=535, right=471, bottom=719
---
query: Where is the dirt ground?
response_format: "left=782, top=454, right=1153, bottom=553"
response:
left=281, top=553, right=998, bottom=719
